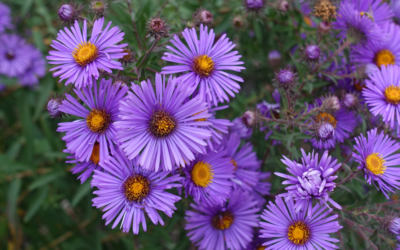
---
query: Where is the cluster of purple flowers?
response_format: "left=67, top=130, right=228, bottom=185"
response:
left=0, top=3, right=45, bottom=88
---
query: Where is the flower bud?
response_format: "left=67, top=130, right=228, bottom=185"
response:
left=245, top=0, right=264, bottom=12
left=389, top=218, right=400, bottom=235
left=343, top=93, right=357, bottom=109
left=275, top=69, right=296, bottom=89
left=242, top=111, right=255, bottom=127
left=147, top=17, right=169, bottom=38
left=47, top=96, right=64, bottom=118
left=57, top=3, right=82, bottom=24
left=278, top=0, right=289, bottom=12
left=318, top=21, right=331, bottom=34
left=317, top=122, right=335, bottom=141
left=322, top=96, right=340, bottom=113
left=305, top=45, right=320, bottom=61
left=193, top=8, right=213, bottom=25
left=232, top=16, right=244, bottom=29
left=90, top=1, right=108, bottom=17
left=268, top=50, right=281, bottom=68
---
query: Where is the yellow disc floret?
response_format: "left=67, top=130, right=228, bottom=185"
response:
left=212, top=211, right=234, bottom=230
left=123, top=175, right=150, bottom=202
left=366, top=153, right=386, bottom=175
left=374, top=49, right=395, bottom=68
left=384, top=85, right=400, bottom=104
left=191, top=161, right=214, bottom=187
left=193, top=55, right=214, bottom=77
left=72, top=41, right=98, bottom=66
left=288, top=221, right=310, bottom=245
left=86, top=109, right=111, bottom=133
left=149, top=110, right=176, bottom=137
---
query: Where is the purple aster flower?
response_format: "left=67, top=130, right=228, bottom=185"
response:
left=161, top=24, right=245, bottom=106
left=91, top=148, right=182, bottom=234
left=259, top=196, right=342, bottom=249
left=230, top=117, right=252, bottom=139
left=47, top=18, right=126, bottom=89
left=393, top=1, right=400, bottom=22
left=252, top=171, right=271, bottom=209
left=275, top=149, right=342, bottom=213
left=182, top=146, right=234, bottom=206
left=217, top=133, right=261, bottom=193
left=18, top=46, right=46, bottom=86
left=363, top=65, right=400, bottom=128
left=57, top=79, right=128, bottom=164
left=0, top=34, right=32, bottom=77
left=185, top=190, right=259, bottom=250
left=310, top=107, right=358, bottom=150
left=353, top=128, right=400, bottom=199
left=0, top=3, right=12, bottom=34
left=116, top=74, right=212, bottom=172
left=246, top=230, right=267, bottom=250
left=351, top=22, right=400, bottom=71
left=332, top=0, right=392, bottom=43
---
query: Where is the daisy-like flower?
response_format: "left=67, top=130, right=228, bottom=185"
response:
left=351, top=22, right=400, bottom=71
left=185, top=190, right=259, bottom=250
left=161, top=24, right=245, bottom=106
left=92, top=148, right=182, bottom=234
left=0, top=3, right=12, bottom=34
left=310, top=107, right=358, bottom=150
left=65, top=143, right=103, bottom=183
left=259, top=196, right=342, bottom=249
left=353, top=128, right=400, bottom=198
left=0, top=34, right=32, bottom=77
left=217, top=133, right=261, bottom=192
left=116, top=74, right=212, bottom=172
left=363, top=65, right=400, bottom=127
left=57, top=79, right=128, bottom=164
left=333, top=0, right=392, bottom=43
left=47, top=17, right=126, bottom=89
left=275, top=149, right=342, bottom=213
left=182, top=147, right=234, bottom=206
left=18, top=46, right=46, bottom=86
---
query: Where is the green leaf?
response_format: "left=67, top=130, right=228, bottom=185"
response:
left=72, top=181, right=91, bottom=207
left=28, top=171, right=65, bottom=191
left=24, top=186, right=48, bottom=222
left=7, top=178, right=22, bottom=227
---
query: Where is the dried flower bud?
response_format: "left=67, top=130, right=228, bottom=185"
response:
left=118, top=48, right=135, bottom=66
left=242, top=111, right=256, bottom=127
left=313, top=0, right=337, bottom=21
left=278, top=0, right=289, bottom=12
left=232, top=16, right=244, bottom=29
left=268, top=50, right=281, bottom=68
left=322, top=96, right=340, bottom=113
left=245, top=0, right=265, bottom=12
left=342, top=93, right=358, bottom=109
left=90, top=1, right=108, bottom=17
left=147, top=17, right=169, bottom=38
left=275, top=69, right=296, bottom=89
left=305, top=45, right=321, bottom=61
left=193, top=8, right=213, bottom=25
left=47, top=94, right=65, bottom=118
left=58, top=3, right=82, bottom=24
left=389, top=218, right=400, bottom=235
left=317, top=122, right=335, bottom=141
left=318, top=21, right=331, bottom=34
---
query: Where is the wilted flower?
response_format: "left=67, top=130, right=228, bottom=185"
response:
left=321, top=95, right=340, bottom=113
left=232, top=16, right=244, bottom=29
left=313, top=0, right=337, bottom=21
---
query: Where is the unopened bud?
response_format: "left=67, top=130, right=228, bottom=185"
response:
left=193, top=8, right=213, bottom=25
left=278, top=0, right=289, bottom=12
left=322, top=96, right=340, bottom=112
left=90, top=1, right=108, bottom=17
left=242, top=110, right=256, bottom=127
left=57, top=3, right=82, bottom=24
left=47, top=96, right=64, bottom=118
left=275, top=69, right=296, bottom=89
left=317, top=122, right=335, bottom=141
left=245, top=0, right=265, bottom=11
left=147, top=17, right=169, bottom=38
left=305, top=44, right=320, bottom=61
left=232, top=16, right=244, bottom=29
left=343, top=93, right=357, bottom=109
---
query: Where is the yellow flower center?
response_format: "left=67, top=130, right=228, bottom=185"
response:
left=315, top=112, right=337, bottom=128
left=149, top=110, right=176, bottom=137
left=90, top=142, right=100, bottom=165
left=123, top=175, right=150, bottom=202
left=193, top=55, right=214, bottom=77
left=191, top=161, right=214, bottom=187
left=374, top=49, right=395, bottom=68
left=365, top=153, right=386, bottom=175
left=288, top=221, right=310, bottom=245
left=384, top=85, right=400, bottom=105
left=72, top=41, right=98, bottom=66
left=212, top=211, right=234, bottom=230
left=86, top=109, right=111, bottom=133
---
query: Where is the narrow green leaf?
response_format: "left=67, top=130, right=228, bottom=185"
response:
left=72, top=181, right=91, bottom=207
left=24, top=186, right=48, bottom=222
left=28, top=171, right=65, bottom=191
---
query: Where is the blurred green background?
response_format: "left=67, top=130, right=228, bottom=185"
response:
left=0, top=0, right=395, bottom=249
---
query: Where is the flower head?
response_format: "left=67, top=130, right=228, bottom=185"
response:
left=116, top=74, right=212, bottom=172
left=182, top=146, right=234, bottom=206
left=91, top=148, right=182, bottom=234
left=275, top=149, right=342, bottom=213
left=0, top=3, right=12, bottom=34
left=0, top=34, right=32, bottom=77
left=259, top=196, right=342, bottom=249
left=275, top=68, right=296, bottom=89
left=162, top=24, right=245, bottom=106
left=268, top=50, right=281, bottom=67
left=18, top=46, right=46, bottom=86
left=47, top=18, right=126, bottom=89
left=185, top=191, right=259, bottom=250
left=57, top=79, right=128, bottom=164
left=230, top=117, right=253, bottom=139
left=353, top=128, right=400, bottom=199
left=245, top=0, right=265, bottom=12
left=304, top=44, right=321, bottom=62
left=389, top=218, right=400, bottom=235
